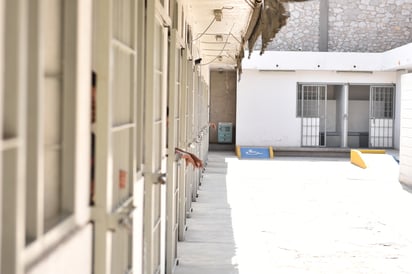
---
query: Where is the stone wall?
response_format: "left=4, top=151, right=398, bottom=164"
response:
left=329, top=0, right=412, bottom=52
left=265, top=1, right=320, bottom=51
left=262, top=0, right=412, bottom=52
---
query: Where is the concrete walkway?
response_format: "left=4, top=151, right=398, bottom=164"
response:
left=175, top=151, right=412, bottom=274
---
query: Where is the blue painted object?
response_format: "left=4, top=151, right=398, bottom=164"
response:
left=240, top=147, right=271, bottom=159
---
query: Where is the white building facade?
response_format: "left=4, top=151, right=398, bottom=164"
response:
left=237, top=43, right=412, bottom=186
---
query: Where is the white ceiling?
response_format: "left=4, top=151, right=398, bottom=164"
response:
left=187, top=0, right=253, bottom=70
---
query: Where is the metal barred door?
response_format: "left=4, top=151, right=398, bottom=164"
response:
left=178, top=48, right=189, bottom=241
left=93, top=0, right=138, bottom=273
left=144, top=0, right=169, bottom=273
left=369, top=86, right=395, bottom=148
left=301, top=85, right=327, bottom=147
left=166, top=29, right=182, bottom=273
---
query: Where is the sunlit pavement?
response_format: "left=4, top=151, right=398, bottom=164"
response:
left=175, top=151, right=412, bottom=274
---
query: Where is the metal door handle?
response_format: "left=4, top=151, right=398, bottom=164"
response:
left=119, top=215, right=132, bottom=234
left=155, top=173, right=167, bottom=185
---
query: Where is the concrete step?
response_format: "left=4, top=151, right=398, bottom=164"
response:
left=273, top=147, right=351, bottom=158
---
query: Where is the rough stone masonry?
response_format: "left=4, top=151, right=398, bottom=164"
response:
left=260, top=0, right=412, bottom=52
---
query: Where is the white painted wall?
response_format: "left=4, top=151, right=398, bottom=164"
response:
left=348, top=101, right=369, bottom=132
left=237, top=70, right=397, bottom=147
left=244, top=43, right=412, bottom=71
left=236, top=70, right=301, bottom=146
left=399, top=73, right=412, bottom=187
left=395, top=71, right=408, bottom=149
left=326, top=100, right=336, bottom=131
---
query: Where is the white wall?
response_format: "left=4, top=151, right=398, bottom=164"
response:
left=237, top=70, right=397, bottom=147
left=244, top=43, right=412, bottom=71
left=348, top=101, right=369, bottom=132
left=326, top=100, right=336, bottom=132
left=395, top=71, right=408, bottom=149
left=399, top=73, right=412, bottom=187
left=236, top=70, right=300, bottom=146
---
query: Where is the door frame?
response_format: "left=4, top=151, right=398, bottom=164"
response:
left=300, top=84, right=327, bottom=147
left=369, top=85, right=395, bottom=148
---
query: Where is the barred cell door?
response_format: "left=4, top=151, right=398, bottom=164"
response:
left=143, top=0, right=169, bottom=273
left=165, top=29, right=183, bottom=273
left=178, top=48, right=190, bottom=241
left=369, top=86, right=395, bottom=148
left=92, top=0, right=141, bottom=273
left=301, top=85, right=327, bottom=147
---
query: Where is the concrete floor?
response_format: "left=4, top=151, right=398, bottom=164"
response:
left=175, top=151, right=412, bottom=274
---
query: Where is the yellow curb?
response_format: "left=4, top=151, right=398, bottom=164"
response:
left=269, top=146, right=274, bottom=159
left=358, top=149, right=386, bottom=154
left=236, top=145, right=241, bottom=158
left=351, top=149, right=367, bottom=169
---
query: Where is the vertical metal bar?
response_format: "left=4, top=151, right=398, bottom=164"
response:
left=374, top=87, right=378, bottom=147
left=298, top=86, right=305, bottom=146
left=143, top=0, right=157, bottom=272
left=0, top=0, right=4, bottom=267
left=369, top=86, right=374, bottom=147
left=301, top=86, right=304, bottom=146
left=178, top=49, right=187, bottom=241
left=166, top=30, right=178, bottom=274
left=323, top=85, right=327, bottom=147
left=26, top=0, right=45, bottom=244
left=2, top=0, right=27, bottom=273
left=135, top=0, right=145, bottom=174
left=384, top=88, right=388, bottom=147
left=317, top=87, right=320, bottom=146
left=133, top=0, right=145, bottom=270
left=93, top=0, right=114, bottom=273
left=185, top=59, right=193, bottom=219
left=63, top=0, right=93, bottom=223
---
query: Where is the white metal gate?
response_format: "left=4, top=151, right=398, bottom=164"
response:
left=144, top=0, right=169, bottom=273
left=185, top=58, right=194, bottom=218
left=178, top=48, right=189, bottom=241
left=300, top=85, right=327, bottom=147
left=92, top=0, right=139, bottom=273
left=166, top=29, right=182, bottom=273
left=369, top=86, right=395, bottom=148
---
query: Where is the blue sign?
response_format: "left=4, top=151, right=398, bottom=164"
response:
left=239, top=147, right=271, bottom=159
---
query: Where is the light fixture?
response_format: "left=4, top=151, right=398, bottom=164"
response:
left=215, top=34, right=223, bottom=42
left=217, top=55, right=223, bottom=61
left=214, top=9, right=223, bottom=21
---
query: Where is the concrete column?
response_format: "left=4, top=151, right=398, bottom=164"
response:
left=341, top=84, right=349, bottom=147
left=319, top=0, right=329, bottom=51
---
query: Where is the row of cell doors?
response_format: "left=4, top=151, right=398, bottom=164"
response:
left=300, top=84, right=395, bottom=148
left=0, top=0, right=206, bottom=273
left=91, top=1, right=208, bottom=274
